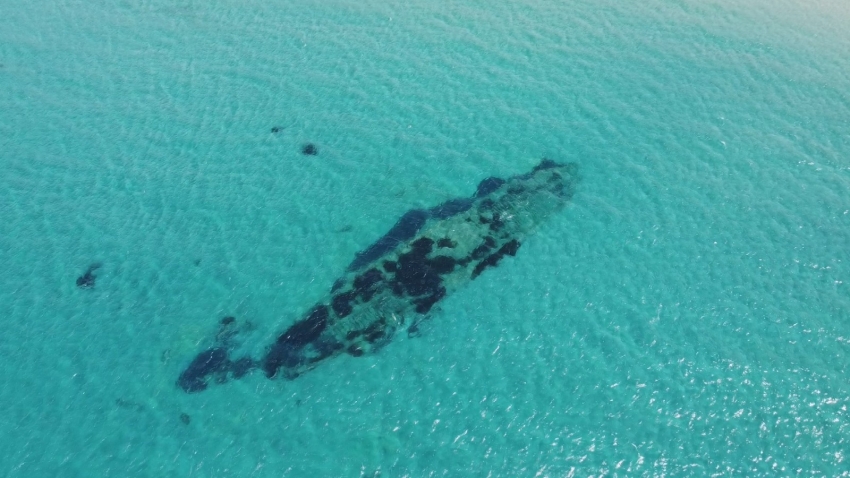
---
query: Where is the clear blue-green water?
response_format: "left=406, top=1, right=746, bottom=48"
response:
left=2, top=0, right=849, bottom=476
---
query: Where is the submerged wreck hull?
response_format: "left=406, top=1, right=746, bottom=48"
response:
left=178, top=159, right=578, bottom=393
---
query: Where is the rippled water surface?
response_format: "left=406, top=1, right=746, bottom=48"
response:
left=2, top=0, right=849, bottom=476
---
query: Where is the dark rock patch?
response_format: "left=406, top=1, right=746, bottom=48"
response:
left=276, top=305, right=329, bottom=348
left=394, top=243, right=441, bottom=297
left=262, top=344, right=301, bottom=378
left=471, top=236, right=497, bottom=260
left=180, top=413, right=191, bottom=425
left=348, top=209, right=429, bottom=272
left=382, top=260, right=397, bottom=272
left=360, top=287, right=378, bottom=302
left=414, top=287, right=446, bottom=314
left=301, top=143, right=318, bottom=155
left=263, top=306, right=329, bottom=378
left=346, top=330, right=362, bottom=340
left=410, top=237, right=434, bottom=254
left=501, top=239, right=521, bottom=256
left=177, top=347, right=230, bottom=393
left=353, top=268, right=383, bottom=297
left=488, top=215, right=504, bottom=232
left=429, top=256, right=456, bottom=274
left=471, top=240, right=521, bottom=279
left=332, top=291, right=356, bottom=318
left=437, top=238, right=456, bottom=248
left=344, top=318, right=393, bottom=346
left=347, top=345, right=364, bottom=357
left=390, top=281, right=404, bottom=296
left=76, top=263, right=102, bottom=289
left=271, top=126, right=283, bottom=133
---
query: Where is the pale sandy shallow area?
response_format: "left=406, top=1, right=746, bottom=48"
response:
left=1, top=0, right=849, bottom=476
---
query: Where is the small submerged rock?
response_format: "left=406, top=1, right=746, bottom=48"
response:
left=76, top=263, right=102, bottom=289
left=301, top=143, right=318, bottom=156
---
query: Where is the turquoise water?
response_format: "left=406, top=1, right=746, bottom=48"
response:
left=2, top=0, right=849, bottom=475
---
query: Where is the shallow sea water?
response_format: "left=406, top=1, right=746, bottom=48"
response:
left=1, top=0, right=849, bottom=476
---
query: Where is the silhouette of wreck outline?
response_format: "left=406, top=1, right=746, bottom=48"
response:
left=178, top=159, right=579, bottom=393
